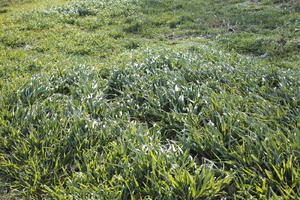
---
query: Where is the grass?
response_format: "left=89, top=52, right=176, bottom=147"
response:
left=0, top=0, right=299, bottom=199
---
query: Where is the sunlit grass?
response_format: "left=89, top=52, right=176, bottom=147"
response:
left=1, top=45, right=299, bottom=199
left=0, top=0, right=299, bottom=199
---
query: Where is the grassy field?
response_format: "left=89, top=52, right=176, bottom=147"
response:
left=0, top=0, right=299, bottom=199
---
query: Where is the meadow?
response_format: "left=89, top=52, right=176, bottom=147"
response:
left=0, top=0, right=299, bottom=199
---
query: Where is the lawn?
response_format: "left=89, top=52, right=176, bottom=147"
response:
left=0, top=0, right=299, bottom=199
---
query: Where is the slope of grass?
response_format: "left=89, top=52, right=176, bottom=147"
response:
left=0, top=0, right=299, bottom=199
left=1, top=44, right=299, bottom=199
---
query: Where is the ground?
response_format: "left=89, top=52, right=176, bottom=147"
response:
left=0, top=0, right=299, bottom=199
